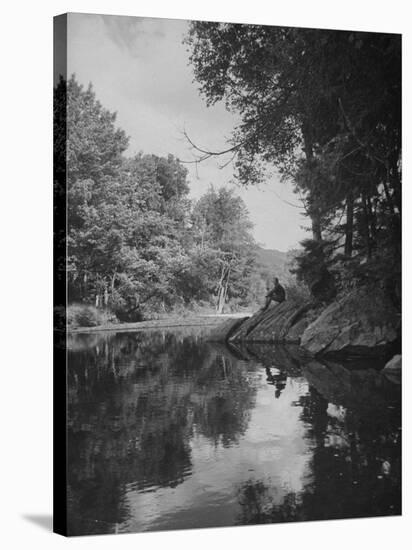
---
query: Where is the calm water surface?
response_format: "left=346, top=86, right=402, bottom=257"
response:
left=67, top=328, right=401, bottom=535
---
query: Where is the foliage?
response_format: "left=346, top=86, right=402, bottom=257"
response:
left=291, top=239, right=337, bottom=303
left=191, top=187, right=257, bottom=311
left=67, top=304, right=117, bottom=328
left=185, top=24, right=401, bottom=308
left=283, top=280, right=311, bottom=305
left=56, top=75, right=261, bottom=323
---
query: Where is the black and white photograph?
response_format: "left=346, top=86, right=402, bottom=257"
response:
left=52, top=12, right=403, bottom=537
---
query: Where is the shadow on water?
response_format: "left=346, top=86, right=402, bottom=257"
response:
left=67, top=328, right=401, bottom=535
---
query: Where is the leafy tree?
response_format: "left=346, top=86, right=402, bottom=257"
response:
left=61, top=76, right=193, bottom=317
left=66, top=76, right=129, bottom=184
left=59, top=75, right=260, bottom=319
left=191, top=187, right=256, bottom=312
left=185, top=24, right=401, bottom=305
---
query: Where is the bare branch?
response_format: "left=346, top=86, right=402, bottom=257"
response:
left=266, top=187, right=305, bottom=209
left=218, top=151, right=237, bottom=169
left=181, top=127, right=246, bottom=162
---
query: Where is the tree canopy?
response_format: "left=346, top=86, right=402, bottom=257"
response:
left=55, top=75, right=260, bottom=319
left=185, top=24, right=401, bottom=305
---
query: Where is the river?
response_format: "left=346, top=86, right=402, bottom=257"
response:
left=67, top=327, right=401, bottom=535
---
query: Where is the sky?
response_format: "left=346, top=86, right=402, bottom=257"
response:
left=67, top=13, right=309, bottom=252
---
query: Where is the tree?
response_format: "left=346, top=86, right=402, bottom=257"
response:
left=191, top=187, right=256, bottom=312
left=66, top=76, right=129, bottom=184
left=185, top=24, right=329, bottom=236
left=60, top=76, right=195, bottom=317
left=185, top=24, right=401, bottom=305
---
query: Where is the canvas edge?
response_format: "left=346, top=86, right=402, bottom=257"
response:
left=53, top=12, right=68, bottom=537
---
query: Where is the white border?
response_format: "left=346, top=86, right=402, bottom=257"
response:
left=1, top=1, right=409, bottom=548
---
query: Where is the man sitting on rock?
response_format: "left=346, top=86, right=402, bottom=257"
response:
left=263, top=277, right=286, bottom=311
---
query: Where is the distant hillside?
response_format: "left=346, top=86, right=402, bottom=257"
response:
left=255, top=247, right=289, bottom=284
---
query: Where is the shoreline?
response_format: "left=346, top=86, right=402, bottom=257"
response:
left=68, top=312, right=251, bottom=334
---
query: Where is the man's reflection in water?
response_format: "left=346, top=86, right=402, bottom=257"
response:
left=265, top=366, right=287, bottom=398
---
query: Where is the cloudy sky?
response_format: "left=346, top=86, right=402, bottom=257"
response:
left=67, top=13, right=309, bottom=251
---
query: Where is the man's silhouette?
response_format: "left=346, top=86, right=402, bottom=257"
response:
left=263, top=277, right=286, bottom=311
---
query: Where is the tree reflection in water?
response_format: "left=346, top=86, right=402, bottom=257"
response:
left=67, top=329, right=401, bottom=535
left=67, top=329, right=257, bottom=535
left=236, top=347, right=401, bottom=525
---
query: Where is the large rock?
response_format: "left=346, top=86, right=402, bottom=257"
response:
left=228, top=300, right=313, bottom=343
left=301, top=288, right=401, bottom=356
left=384, top=354, right=402, bottom=372
left=383, top=354, right=401, bottom=384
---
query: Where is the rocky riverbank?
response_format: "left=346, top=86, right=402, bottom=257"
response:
left=209, top=287, right=401, bottom=360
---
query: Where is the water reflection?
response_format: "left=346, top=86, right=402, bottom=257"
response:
left=67, top=329, right=401, bottom=535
